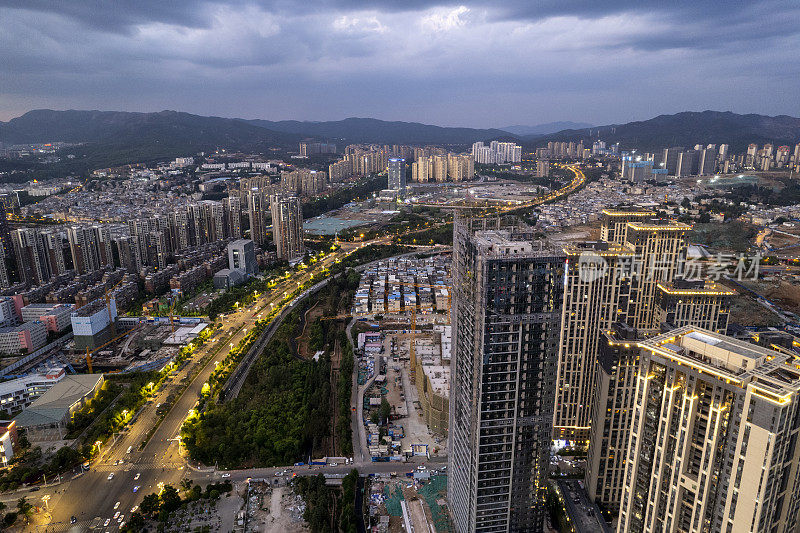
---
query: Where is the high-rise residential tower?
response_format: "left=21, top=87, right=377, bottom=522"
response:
left=586, top=279, right=734, bottom=512
left=599, top=209, right=655, bottom=245
left=387, top=158, right=406, bottom=190
left=623, top=220, right=691, bottom=330
left=12, top=228, right=51, bottom=285
left=270, top=194, right=304, bottom=261
left=617, top=327, right=800, bottom=533
left=654, top=279, right=734, bottom=332
left=552, top=241, right=634, bottom=441
left=247, top=189, right=270, bottom=246
left=448, top=217, right=565, bottom=533
left=222, top=196, right=242, bottom=240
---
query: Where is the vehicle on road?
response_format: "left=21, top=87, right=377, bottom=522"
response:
left=134, top=473, right=140, bottom=480
left=221, top=473, right=231, bottom=478
left=104, top=518, right=111, bottom=526
left=114, top=511, right=120, bottom=520
left=126, top=446, right=132, bottom=454
left=108, top=473, right=115, bottom=480
left=133, top=485, right=140, bottom=493
left=118, top=514, right=125, bottom=522
left=417, top=465, right=427, bottom=470
left=330, top=462, right=338, bottom=467
left=29, top=487, right=40, bottom=492
left=131, top=506, right=139, bottom=513
left=114, top=502, right=120, bottom=510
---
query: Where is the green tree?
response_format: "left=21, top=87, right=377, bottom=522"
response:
left=379, top=397, right=391, bottom=423
left=140, top=493, right=160, bottom=517
left=160, top=485, right=182, bottom=513
left=123, top=512, right=146, bottom=531
left=16, top=497, right=33, bottom=524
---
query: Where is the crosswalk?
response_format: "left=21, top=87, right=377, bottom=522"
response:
left=91, top=460, right=187, bottom=472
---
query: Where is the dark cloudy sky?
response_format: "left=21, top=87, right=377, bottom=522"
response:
left=1, top=1, right=799, bottom=127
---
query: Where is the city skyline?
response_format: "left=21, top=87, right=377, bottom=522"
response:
left=1, top=1, right=799, bottom=126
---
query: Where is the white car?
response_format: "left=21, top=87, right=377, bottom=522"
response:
left=330, top=462, right=338, bottom=467
left=114, top=512, right=120, bottom=520
left=417, top=465, right=427, bottom=470
left=221, top=473, right=231, bottom=478
left=107, top=473, right=115, bottom=480
left=104, top=518, right=111, bottom=527
left=114, top=502, right=120, bottom=510
left=130, top=506, right=139, bottom=513
left=118, top=514, right=124, bottom=523
left=134, top=473, right=140, bottom=480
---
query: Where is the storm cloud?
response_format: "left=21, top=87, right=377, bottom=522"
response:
left=1, top=0, right=798, bottom=126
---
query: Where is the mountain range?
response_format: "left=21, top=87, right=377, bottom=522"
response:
left=499, top=122, right=593, bottom=136
left=1, top=109, right=798, bottom=173
left=531, top=111, right=800, bottom=153
left=0, top=109, right=301, bottom=171
left=241, top=117, right=511, bottom=145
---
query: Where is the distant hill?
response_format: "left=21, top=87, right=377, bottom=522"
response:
left=500, top=121, right=592, bottom=136
left=242, top=117, right=513, bottom=145
left=0, top=109, right=300, bottom=171
left=528, top=111, right=800, bottom=153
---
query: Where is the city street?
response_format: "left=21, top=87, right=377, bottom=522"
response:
left=7, top=244, right=354, bottom=532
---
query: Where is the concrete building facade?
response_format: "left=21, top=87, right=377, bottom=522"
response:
left=448, top=217, right=564, bottom=533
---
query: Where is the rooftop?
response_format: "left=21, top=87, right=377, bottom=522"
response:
left=473, top=229, right=560, bottom=258
left=563, top=241, right=635, bottom=257
left=601, top=209, right=656, bottom=217
left=640, top=326, right=800, bottom=402
left=626, top=221, right=693, bottom=232
left=657, top=280, right=736, bottom=296
left=13, top=374, right=103, bottom=428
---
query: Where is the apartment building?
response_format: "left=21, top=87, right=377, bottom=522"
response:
left=553, top=241, right=635, bottom=441
left=618, top=327, right=800, bottom=533
left=448, top=217, right=564, bottom=533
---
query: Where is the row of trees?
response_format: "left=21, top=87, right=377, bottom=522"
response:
left=397, top=224, right=453, bottom=246
left=182, top=311, right=332, bottom=467
left=337, top=331, right=354, bottom=456
left=0, top=445, right=86, bottom=492
left=123, top=480, right=233, bottom=531
left=294, top=470, right=359, bottom=533
left=183, top=270, right=364, bottom=467
left=204, top=261, right=289, bottom=320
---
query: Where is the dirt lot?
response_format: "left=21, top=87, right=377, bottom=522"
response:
left=738, top=279, right=800, bottom=314
left=263, top=486, right=309, bottom=533
left=549, top=222, right=602, bottom=244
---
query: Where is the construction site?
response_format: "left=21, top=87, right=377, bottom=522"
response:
left=352, top=256, right=452, bottom=462
left=366, top=472, right=451, bottom=533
